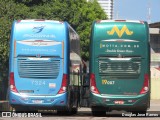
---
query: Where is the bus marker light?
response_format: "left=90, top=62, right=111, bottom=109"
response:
left=17, top=20, right=21, bottom=23
left=140, top=21, right=144, bottom=24
left=96, top=20, right=101, bottom=23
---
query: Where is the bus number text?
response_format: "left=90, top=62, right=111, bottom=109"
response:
left=32, top=80, right=46, bottom=86
left=102, top=80, right=115, bottom=85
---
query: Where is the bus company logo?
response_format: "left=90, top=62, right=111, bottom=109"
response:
left=32, top=25, right=45, bottom=33
left=107, top=25, right=133, bottom=38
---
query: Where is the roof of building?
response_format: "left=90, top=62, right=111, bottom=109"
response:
left=149, top=22, right=160, bottom=28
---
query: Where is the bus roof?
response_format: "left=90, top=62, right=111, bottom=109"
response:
left=16, top=19, right=64, bottom=23
left=96, top=20, right=146, bottom=24
left=12, top=19, right=68, bottom=41
left=92, top=20, right=149, bottom=42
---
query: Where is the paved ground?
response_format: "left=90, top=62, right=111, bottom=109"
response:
left=0, top=100, right=160, bottom=120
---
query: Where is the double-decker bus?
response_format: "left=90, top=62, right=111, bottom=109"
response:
left=9, top=19, right=82, bottom=114
left=89, top=20, right=150, bottom=115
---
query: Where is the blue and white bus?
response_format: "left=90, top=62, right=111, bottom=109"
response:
left=9, top=19, right=82, bottom=114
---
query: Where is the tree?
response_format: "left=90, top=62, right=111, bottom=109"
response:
left=13, top=0, right=107, bottom=60
left=0, top=0, right=30, bottom=99
left=36, top=0, right=107, bottom=60
left=7, top=0, right=107, bottom=60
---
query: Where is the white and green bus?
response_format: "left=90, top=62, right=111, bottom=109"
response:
left=89, top=20, right=150, bottom=116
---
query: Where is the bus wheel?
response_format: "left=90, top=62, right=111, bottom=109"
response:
left=91, top=107, right=106, bottom=116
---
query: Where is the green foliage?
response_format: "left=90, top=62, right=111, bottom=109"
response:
left=44, top=0, right=107, bottom=60
left=0, top=0, right=107, bottom=97
left=0, top=0, right=26, bottom=78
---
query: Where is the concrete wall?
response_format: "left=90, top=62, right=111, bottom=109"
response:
left=150, top=26, right=160, bottom=100
left=151, top=67, right=160, bottom=99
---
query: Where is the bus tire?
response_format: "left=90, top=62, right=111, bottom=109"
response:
left=91, top=107, right=106, bottom=116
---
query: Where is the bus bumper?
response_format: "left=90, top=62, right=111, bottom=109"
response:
left=9, top=91, right=68, bottom=109
left=89, top=93, right=150, bottom=111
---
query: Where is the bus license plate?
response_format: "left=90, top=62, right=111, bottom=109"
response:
left=114, top=100, right=124, bottom=104
left=32, top=100, right=43, bottom=104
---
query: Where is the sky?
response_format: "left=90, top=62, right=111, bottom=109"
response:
left=113, top=0, right=160, bottom=23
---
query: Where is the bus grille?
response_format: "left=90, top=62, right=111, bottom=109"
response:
left=18, top=58, right=60, bottom=79
left=98, top=59, right=141, bottom=79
